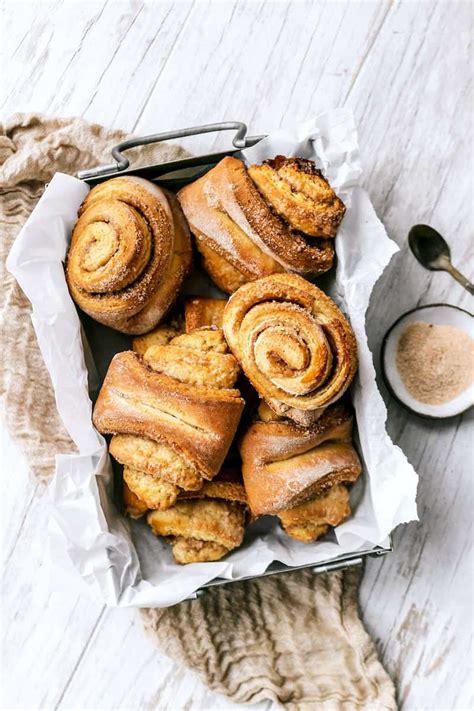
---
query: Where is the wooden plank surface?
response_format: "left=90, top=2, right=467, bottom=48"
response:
left=1, top=1, right=473, bottom=709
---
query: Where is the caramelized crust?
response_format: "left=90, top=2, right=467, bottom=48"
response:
left=93, top=350, right=244, bottom=480
left=178, top=156, right=334, bottom=293
left=184, top=297, right=226, bottom=332
left=278, top=484, right=351, bottom=542
left=248, top=157, right=345, bottom=238
left=123, top=465, right=179, bottom=510
left=223, top=273, right=358, bottom=425
left=239, top=402, right=361, bottom=516
left=148, top=499, right=246, bottom=560
left=136, top=467, right=248, bottom=563
left=123, top=481, right=149, bottom=518
left=196, top=239, right=253, bottom=293
left=66, top=177, right=192, bottom=334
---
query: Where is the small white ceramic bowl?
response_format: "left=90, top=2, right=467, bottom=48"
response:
left=381, top=304, right=474, bottom=419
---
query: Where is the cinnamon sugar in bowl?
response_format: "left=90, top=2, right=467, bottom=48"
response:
left=382, top=304, right=474, bottom=418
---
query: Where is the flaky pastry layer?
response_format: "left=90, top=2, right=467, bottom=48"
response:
left=240, top=402, right=361, bottom=516
left=178, top=156, right=335, bottom=293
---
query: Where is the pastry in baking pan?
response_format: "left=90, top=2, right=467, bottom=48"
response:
left=223, top=273, right=358, bottom=426
left=177, top=155, right=343, bottom=293
left=247, top=156, right=345, bottom=238
left=147, top=468, right=248, bottom=564
left=92, top=327, right=245, bottom=510
left=130, top=296, right=227, bottom=355
left=239, top=402, right=362, bottom=542
left=184, top=296, right=226, bottom=332
left=66, top=176, right=192, bottom=334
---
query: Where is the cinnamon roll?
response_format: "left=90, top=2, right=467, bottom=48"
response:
left=239, top=402, right=361, bottom=542
left=66, top=176, right=192, bottom=334
left=177, top=155, right=342, bottom=293
left=223, top=273, right=358, bottom=425
left=93, top=328, right=244, bottom=510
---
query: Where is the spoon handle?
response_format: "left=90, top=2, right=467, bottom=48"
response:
left=445, top=262, right=474, bottom=295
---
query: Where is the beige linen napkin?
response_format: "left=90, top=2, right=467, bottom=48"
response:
left=0, top=114, right=397, bottom=710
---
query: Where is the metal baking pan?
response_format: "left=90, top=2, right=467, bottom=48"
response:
left=77, top=121, right=392, bottom=599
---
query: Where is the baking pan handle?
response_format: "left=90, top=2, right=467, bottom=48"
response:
left=78, top=122, right=262, bottom=180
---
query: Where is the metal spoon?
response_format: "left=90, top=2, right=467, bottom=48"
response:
left=408, top=224, right=474, bottom=295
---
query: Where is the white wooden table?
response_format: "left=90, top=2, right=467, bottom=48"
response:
left=2, top=1, right=473, bottom=709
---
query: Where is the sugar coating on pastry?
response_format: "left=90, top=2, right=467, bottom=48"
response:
left=224, top=273, right=358, bottom=426
left=66, top=177, right=192, bottom=334
left=143, top=343, right=239, bottom=389
left=142, top=467, right=248, bottom=563
left=123, top=465, right=180, bottom=511
left=240, top=401, right=361, bottom=516
left=178, top=156, right=334, bottom=294
left=248, top=156, right=345, bottom=238
left=110, top=433, right=202, bottom=491
left=132, top=322, right=182, bottom=356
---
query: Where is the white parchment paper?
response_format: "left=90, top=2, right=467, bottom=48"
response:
left=6, top=109, right=418, bottom=608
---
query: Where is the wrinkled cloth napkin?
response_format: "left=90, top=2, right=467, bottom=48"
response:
left=0, top=114, right=397, bottom=710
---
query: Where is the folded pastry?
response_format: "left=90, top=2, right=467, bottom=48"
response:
left=248, top=156, right=345, bottom=238
left=66, top=176, right=192, bottom=334
left=93, top=328, right=245, bottom=509
left=223, top=273, right=358, bottom=425
left=147, top=468, right=248, bottom=564
left=184, top=296, right=226, bottom=332
left=131, top=314, right=183, bottom=356
left=178, top=155, right=342, bottom=293
left=239, top=402, right=362, bottom=542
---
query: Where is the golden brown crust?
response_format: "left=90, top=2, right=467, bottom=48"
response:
left=278, top=484, right=350, bottom=527
left=184, top=297, right=227, bottom=332
left=147, top=499, right=246, bottom=563
left=123, top=465, right=179, bottom=510
left=248, top=157, right=345, bottom=238
left=239, top=402, right=361, bottom=516
left=127, top=464, right=248, bottom=562
left=178, top=156, right=334, bottom=293
left=132, top=322, right=182, bottom=356
left=196, top=238, right=253, bottom=293
left=123, top=481, right=149, bottom=518
left=66, top=177, right=192, bottom=334
left=143, top=343, right=239, bottom=389
left=223, top=273, right=358, bottom=425
left=171, top=538, right=230, bottom=564
left=180, top=468, right=248, bottom=506
left=278, top=485, right=351, bottom=542
left=93, top=349, right=244, bottom=481
left=111, top=433, right=202, bottom=490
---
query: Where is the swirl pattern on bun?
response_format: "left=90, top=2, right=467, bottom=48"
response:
left=66, top=176, right=192, bottom=334
left=223, top=273, right=358, bottom=425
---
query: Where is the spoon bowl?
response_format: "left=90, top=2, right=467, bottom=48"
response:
left=408, top=224, right=474, bottom=294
